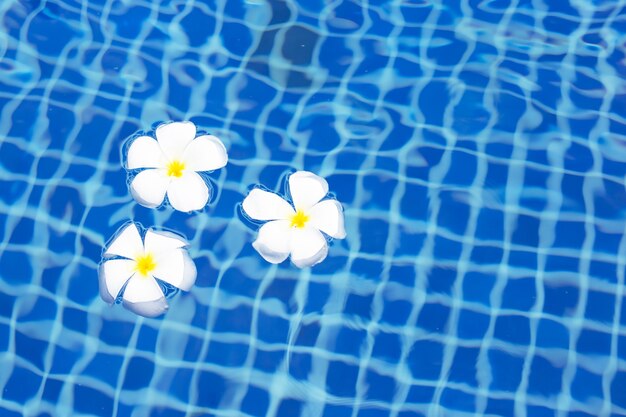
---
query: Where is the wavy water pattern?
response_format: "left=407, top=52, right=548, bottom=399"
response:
left=1, top=0, right=626, bottom=416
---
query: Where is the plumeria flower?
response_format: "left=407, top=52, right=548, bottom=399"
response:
left=98, top=222, right=197, bottom=317
left=242, top=171, right=346, bottom=268
left=125, top=121, right=228, bottom=212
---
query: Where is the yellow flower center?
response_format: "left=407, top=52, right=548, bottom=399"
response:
left=135, top=253, right=156, bottom=277
left=290, top=210, right=310, bottom=228
left=166, top=160, right=185, bottom=178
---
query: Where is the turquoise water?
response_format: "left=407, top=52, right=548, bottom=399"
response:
left=1, top=0, right=626, bottom=416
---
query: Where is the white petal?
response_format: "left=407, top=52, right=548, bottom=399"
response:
left=123, top=276, right=164, bottom=303
left=308, top=199, right=346, bottom=239
left=104, top=223, right=144, bottom=259
left=290, top=227, right=328, bottom=268
left=242, top=189, right=295, bottom=221
left=98, top=259, right=136, bottom=303
left=182, top=135, right=228, bottom=172
left=151, top=249, right=182, bottom=287
left=252, top=220, right=292, bottom=264
left=155, top=121, right=196, bottom=159
left=152, top=249, right=197, bottom=291
left=144, top=229, right=188, bottom=257
left=130, top=169, right=170, bottom=208
left=288, top=171, right=329, bottom=211
left=126, top=136, right=166, bottom=169
left=166, top=171, right=209, bottom=212
left=122, top=276, right=168, bottom=317
left=179, top=250, right=197, bottom=291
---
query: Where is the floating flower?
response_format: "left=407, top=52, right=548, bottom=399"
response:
left=98, top=222, right=197, bottom=317
left=125, top=121, right=228, bottom=212
left=242, top=171, right=346, bottom=268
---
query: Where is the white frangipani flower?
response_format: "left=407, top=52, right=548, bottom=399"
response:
left=98, top=223, right=197, bottom=317
left=126, top=121, right=228, bottom=212
left=242, top=171, right=346, bottom=268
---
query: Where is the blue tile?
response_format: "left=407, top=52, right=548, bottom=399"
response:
left=501, top=278, right=537, bottom=311
left=196, top=371, right=228, bottom=408
left=122, top=356, right=155, bottom=391
left=543, top=284, right=579, bottom=316
left=150, top=408, right=186, bottom=417
left=0, top=291, right=16, bottom=317
left=364, top=370, right=396, bottom=402
left=449, top=347, right=479, bottom=385
left=0, top=140, right=34, bottom=175
left=50, top=345, right=81, bottom=375
left=470, top=245, right=503, bottom=265
left=576, top=329, right=611, bottom=355
left=351, top=258, right=384, bottom=281
left=322, top=405, right=353, bottom=417
left=407, top=341, right=443, bottom=380
left=406, top=385, right=435, bottom=405
left=0, top=250, right=33, bottom=286
left=494, top=315, right=531, bottom=345
left=213, top=305, right=253, bottom=334
left=344, top=293, right=373, bottom=321
left=426, top=266, right=457, bottom=295
left=241, top=385, right=270, bottom=416
left=277, top=398, right=303, bottom=417
left=257, top=311, right=289, bottom=344
left=15, top=331, right=48, bottom=371
left=486, top=399, right=514, bottom=416
left=42, top=377, right=63, bottom=403
left=0, top=323, right=9, bottom=351
left=4, top=366, right=41, bottom=403
left=326, top=361, right=359, bottom=397
left=253, top=348, right=284, bottom=374
left=205, top=340, right=249, bottom=367
left=611, top=371, right=626, bottom=409
left=357, top=409, right=392, bottom=417
left=289, top=352, right=312, bottom=380
left=165, top=368, right=193, bottom=404
left=536, top=319, right=569, bottom=349
left=584, top=291, right=616, bottom=324
left=511, top=215, right=540, bottom=248
left=528, top=356, right=563, bottom=396
left=304, top=282, right=331, bottom=313
left=457, top=310, right=490, bottom=340
left=526, top=405, right=556, bottom=417
left=440, top=388, right=476, bottom=413
left=371, top=331, right=402, bottom=363
left=463, top=272, right=496, bottom=306
left=571, top=368, right=603, bottom=403
left=489, top=350, right=523, bottom=391
left=294, top=322, right=321, bottom=347
left=73, top=384, right=113, bottom=416
left=417, top=303, right=450, bottom=333
left=436, top=190, right=471, bottom=235
left=334, top=327, right=367, bottom=356
left=358, top=219, right=389, bottom=255
left=83, top=353, right=124, bottom=388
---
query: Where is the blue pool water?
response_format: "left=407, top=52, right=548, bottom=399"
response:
left=1, top=0, right=626, bottom=416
